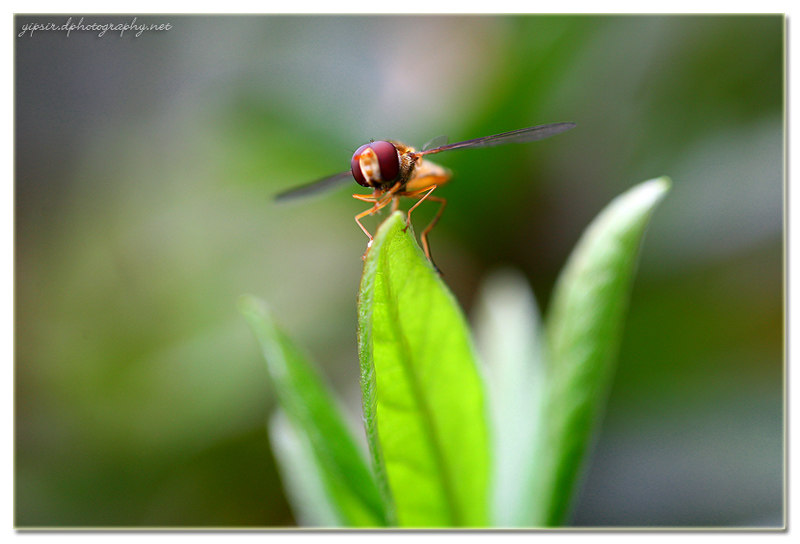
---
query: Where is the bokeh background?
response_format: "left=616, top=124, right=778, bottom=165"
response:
left=15, top=15, right=784, bottom=527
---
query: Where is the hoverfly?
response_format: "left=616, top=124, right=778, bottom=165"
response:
left=276, top=122, right=576, bottom=270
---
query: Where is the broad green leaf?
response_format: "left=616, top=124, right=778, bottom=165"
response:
left=267, top=410, right=340, bottom=527
left=357, top=211, right=490, bottom=527
left=239, top=296, right=386, bottom=527
left=531, top=177, right=671, bottom=526
left=473, top=268, right=547, bottom=527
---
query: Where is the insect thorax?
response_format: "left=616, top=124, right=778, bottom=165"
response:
left=389, top=141, right=421, bottom=190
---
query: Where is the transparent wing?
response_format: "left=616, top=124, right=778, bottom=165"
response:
left=421, top=135, right=449, bottom=151
left=413, top=122, right=576, bottom=157
left=274, top=171, right=353, bottom=202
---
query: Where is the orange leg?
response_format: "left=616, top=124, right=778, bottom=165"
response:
left=403, top=185, right=447, bottom=273
left=352, top=193, right=377, bottom=204
left=352, top=182, right=403, bottom=241
left=352, top=187, right=402, bottom=260
left=404, top=185, right=438, bottom=230
left=418, top=195, right=446, bottom=268
left=353, top=194, right=392, bottom=240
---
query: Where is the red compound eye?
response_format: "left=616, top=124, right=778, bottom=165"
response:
left=350, top=141, right=400, bottom=187
left=350, top=144, right=370, bottom=187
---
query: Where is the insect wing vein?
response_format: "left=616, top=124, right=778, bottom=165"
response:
left=275, top=171, right=353, bottom=201
left=414, top=122, right=576, bottom=157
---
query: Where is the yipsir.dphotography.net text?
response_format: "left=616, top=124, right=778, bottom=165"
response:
left=18, top=16, right=172, bottom=38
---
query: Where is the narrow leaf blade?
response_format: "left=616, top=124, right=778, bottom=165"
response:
left=240, top=295, right=387, bottom=527
left=357, top=212, right=490, bottom=527
left=267, top=410, right=341, bottom=527
left=473, top=268, right=547, bottom=527
left=532, top=177, right=671, bottom=525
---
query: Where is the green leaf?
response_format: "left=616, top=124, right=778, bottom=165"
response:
left=531, top=177, right=671, bottom=526
left=239, top=296, right=387, bottom=527
left=473, top=268, right=547, bottom=527
left=267, top=410, right=341, bottom=527
left=357, top=211, right=490, bottom=527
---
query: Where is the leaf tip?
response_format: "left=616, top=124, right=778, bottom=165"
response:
left=375, top=210, right=407, bottom=238
left=363, top=210, right=420, bottom=270
left=635, top=176, right=672, bottom=207
left=237, top=293, right=265, bottom=319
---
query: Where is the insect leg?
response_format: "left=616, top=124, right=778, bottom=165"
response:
left=352, top=193, right=379, bottom=239
left=418, top=195, right=446, bottom=266
left=354, top=206, right=377, bottom=240
left=403, top=185, right=447, bottom=272
left=353, top=192, right=394, bottom=251
left=404, top=185, right=438, bottom=225
left=353, top=184, right=401, bottom=259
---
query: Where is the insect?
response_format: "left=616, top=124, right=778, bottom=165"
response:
left=276, top=122, right=576, bottom=270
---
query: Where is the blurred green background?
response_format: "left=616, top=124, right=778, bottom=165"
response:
left=15, top=15, right=783, bottom=527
